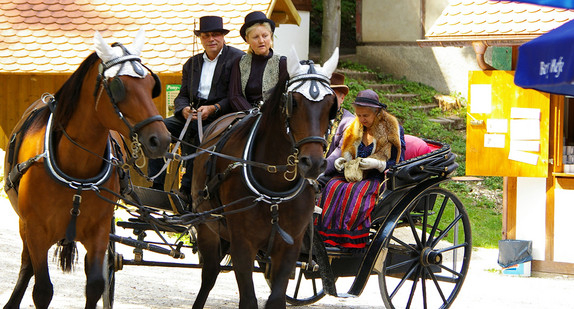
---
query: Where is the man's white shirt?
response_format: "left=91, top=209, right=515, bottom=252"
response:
left=197, top=49, right=223, bottom=100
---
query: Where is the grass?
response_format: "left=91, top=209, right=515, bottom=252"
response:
left=339, top=61, right=503, bottom=249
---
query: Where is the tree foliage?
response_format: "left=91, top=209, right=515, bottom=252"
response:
left=310, top=0, right=356, bottom=49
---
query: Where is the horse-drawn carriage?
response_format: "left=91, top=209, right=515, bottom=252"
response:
left=4, top=31, right=470, bottom=309
left=103, top=135, right=470, bottom=309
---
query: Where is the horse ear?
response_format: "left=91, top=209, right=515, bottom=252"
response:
left=286, top=46, right=302, bottom=77
left=93, top=31, right=115, bottom=63
left=321, top=47, right=339, bottom=78
left=130, top=28, right=145, bottom=56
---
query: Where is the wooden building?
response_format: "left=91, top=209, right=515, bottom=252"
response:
left=420, top=1, right=574, bottom=274
left=0, top=0, right=305, bottom=149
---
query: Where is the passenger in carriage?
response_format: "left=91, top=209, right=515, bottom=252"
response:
left=228, top=11, right=289, bottom=111
left=147, top=15, right=244, bottom=201
left=316, top=89, right=406, bottom=251
left=318, top=72, right=356, bottom=187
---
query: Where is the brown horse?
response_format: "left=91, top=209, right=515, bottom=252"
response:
left=191, top=48, right=339, bottom=308
left=3, top=30, right=170, bottom=309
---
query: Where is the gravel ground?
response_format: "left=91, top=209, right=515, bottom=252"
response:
left=2, top=194, right=574, bottom=309
left=0, top=144, right=572, bottom=309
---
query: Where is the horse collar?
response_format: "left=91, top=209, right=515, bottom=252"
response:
left=44, top=112, right=115, bottom=191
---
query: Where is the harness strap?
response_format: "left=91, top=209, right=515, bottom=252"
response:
left=265, top=203, right=295, bottom=259
left=65, top=187, right=83, bottom=242
left=4, top=153, right=46, bottom=192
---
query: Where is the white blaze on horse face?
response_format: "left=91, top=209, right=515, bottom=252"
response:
left=93, top=29, right=148, bottom=79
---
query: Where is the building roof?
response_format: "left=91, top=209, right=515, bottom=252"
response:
left=419, top=0, right=574, bottom=47
left=0, top=0, right=300, bottom=73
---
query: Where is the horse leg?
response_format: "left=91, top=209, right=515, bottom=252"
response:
left=4, top=233, right=34, bottom=309
left=265, top=238, right=304, bottom=309
left=192, top=224, right=223, bottom=309
left=25, top=234, right=54, bottom=309
left=82, top=233, right=109, bottom=309
left=229, top=239, right=258, bottom=309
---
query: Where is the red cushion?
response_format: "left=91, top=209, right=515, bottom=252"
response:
left=404, top=135, right=432, bottom=160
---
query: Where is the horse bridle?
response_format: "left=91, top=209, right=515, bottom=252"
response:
left=283, top=61, right=336, bottom=151
left=94, top=43, right=163, bottom=162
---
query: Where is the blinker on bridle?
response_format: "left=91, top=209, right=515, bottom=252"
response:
left=94, top=43, right=163, bottom=164
left=283, top=60, right=334, bottom=152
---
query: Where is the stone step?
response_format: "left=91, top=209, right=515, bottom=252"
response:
left=429, top=116, right=465, bottom=130
left=337, top=70, right=379, bottom=81
left=367, top=83, right=403, bottom=93
left=382, top=93, right=420, bottom=102
left=411, top=103, right=439, bottom=113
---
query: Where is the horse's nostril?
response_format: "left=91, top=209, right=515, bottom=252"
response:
left=299, top=156, right=312, bottom=169
left=148, top=135, right=159, bottom=150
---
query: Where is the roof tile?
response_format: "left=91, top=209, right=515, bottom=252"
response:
left=0, top=0, right=286, bottom=73
left=426, top=0, right=574, bottom=41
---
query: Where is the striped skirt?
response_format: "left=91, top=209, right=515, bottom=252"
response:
left=315, top=176, right=382, bottom=250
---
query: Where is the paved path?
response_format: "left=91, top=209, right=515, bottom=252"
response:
left=1, top=192, right=573, bottom=308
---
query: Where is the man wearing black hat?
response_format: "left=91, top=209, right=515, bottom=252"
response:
left=148, top=15, right=244, bottom=201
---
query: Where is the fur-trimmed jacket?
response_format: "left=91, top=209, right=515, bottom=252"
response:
left=340, top=110, right=405, bottom=181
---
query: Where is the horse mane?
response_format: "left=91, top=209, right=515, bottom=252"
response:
left=38, top=52, right=100, bottom=129
left=258, top=73, right=289, bottom=130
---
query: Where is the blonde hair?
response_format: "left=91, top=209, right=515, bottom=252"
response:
left=245, top=22, right=274, bottom=54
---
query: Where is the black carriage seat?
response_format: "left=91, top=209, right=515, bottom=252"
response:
left=369, top=139, right=458, bottom=221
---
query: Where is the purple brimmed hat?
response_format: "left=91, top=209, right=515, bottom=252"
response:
left=240, top=11, right=276, bottom=41
left=352, top=89, right=387, bottom=109
left=194, top=16, right=230, bottom=36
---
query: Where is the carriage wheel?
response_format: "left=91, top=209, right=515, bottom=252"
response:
left=103, top=218, right=117, bottom=309
left=378, top=187, right=471, bottom=309
left=283, top=255, right=327, bottom=305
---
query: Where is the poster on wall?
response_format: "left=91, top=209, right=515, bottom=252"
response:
left=166, top=84, right=181, bottom=117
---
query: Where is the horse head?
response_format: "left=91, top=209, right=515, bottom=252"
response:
left=93, top=29, right=170, bottom=159
left=285, top=47, right=339, bottom=179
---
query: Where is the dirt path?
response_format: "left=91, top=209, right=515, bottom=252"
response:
left=2, top=194, right=573, bottom=309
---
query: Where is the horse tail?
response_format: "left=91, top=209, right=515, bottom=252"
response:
left=54, top=239, right=78, bottom=272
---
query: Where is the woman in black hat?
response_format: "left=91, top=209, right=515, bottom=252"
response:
left=315, top=89, right=406, bottom=252
left=228, top=11, right=288, bottom=111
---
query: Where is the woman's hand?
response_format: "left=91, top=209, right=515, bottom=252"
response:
left=359, top=158, right=386, bottom=172
left=334, top=157, right=346, bottom=172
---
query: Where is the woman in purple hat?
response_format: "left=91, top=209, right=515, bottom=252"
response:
left=315, top=89, right=406, bottom=251
left=228, top=11, right=288, bottom=111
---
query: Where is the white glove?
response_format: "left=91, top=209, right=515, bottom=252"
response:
left=359, top=158, right=386, bottom=172
left=334, top=157, right=346, bottom=172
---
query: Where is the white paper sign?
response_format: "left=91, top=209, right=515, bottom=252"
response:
left=510, top=140, right=540, bottom=152
left=486, top=119, right=508, bottom=133
left=510, top=119, right=540, bottom=140
left=470, top=84, right=492, bottom=114
left=484, top=134, right=505, bottom=148
left=510, top=107, right=541, bottom=120
left=508, top=150, right=539, bottom=165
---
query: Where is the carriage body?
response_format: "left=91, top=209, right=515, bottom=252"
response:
left=281, top=140, right=472, bottom=309
left=107, top=138, right=471, bottom=309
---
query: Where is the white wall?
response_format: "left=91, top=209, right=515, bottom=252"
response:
left=515, top=177, right=547, bottom=261
left=554, top=188, right=574, bottom=262
left=274, top=11, right=310, bottom=60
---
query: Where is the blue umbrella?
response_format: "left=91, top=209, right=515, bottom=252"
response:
left=504, top=0, right=574, bottom=9
left=514, top=19, right=574, bottom=95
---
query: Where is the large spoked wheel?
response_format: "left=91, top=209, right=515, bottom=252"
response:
left=378, top=187, right=471, bottom=309
left=103, top=218, right=117, bottom=309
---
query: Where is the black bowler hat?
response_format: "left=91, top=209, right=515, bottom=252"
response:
left=194, top=16, right=230, bottom=36
left=239, top=11, right=275, bottom=41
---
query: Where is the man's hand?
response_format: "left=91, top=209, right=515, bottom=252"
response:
left=359, top=158, right=386, bottom=172
left=195, top=105, right=217, bottom=120
left=182, top=106, right=192, bottom=119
